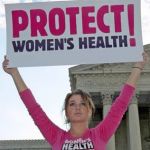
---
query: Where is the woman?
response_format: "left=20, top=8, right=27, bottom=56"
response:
left=2, top=52, right=149, bottom=150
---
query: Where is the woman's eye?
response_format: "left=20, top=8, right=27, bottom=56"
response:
left=81, top=102, right=86, bottom=106
left=69, top=103, right=75, bottom=106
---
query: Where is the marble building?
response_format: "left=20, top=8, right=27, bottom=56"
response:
left=0, top=44, right=150, bottom=150
left=69, top=44, right=150, bottom=150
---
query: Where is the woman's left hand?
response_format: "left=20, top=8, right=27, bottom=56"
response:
left=134, top=52, right=150, bottom=70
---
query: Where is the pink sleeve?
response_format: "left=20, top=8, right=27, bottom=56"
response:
left=19, top=89, right=64, bottom=145
left=94, top=84, right=135, bottom=142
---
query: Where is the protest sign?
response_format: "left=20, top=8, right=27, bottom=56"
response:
left=5, top=0, right=143, bottom=67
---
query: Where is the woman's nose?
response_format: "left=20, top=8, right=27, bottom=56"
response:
left=75, top=104, right=81, bottom=109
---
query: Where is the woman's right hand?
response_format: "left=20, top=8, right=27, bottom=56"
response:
left=2, top=56, right=18, bottom=76
left=2, top=55, right=28, bottom=92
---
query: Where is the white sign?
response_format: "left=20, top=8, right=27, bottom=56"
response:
left=5, top=0, right=143, bottom=67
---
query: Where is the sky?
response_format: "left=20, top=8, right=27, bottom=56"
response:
left=0, top=0, right=150, bottom=140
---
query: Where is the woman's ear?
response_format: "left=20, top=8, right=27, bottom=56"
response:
left=65, top=110, right=68, bottom=118
left=65, top=110, right=70, bottom=123
left=88, top=108, right=92, bottom=119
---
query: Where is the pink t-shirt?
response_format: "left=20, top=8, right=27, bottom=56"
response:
left=19, top=84, right=135, bottom=150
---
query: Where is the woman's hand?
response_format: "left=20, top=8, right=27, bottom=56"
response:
left=133, top=52, right=150, bottom=70
left=2, top=56, right=18, bottom=76
left=2, top=55, right=27, bottom=92
left=126, top=51, right=149, bottom=87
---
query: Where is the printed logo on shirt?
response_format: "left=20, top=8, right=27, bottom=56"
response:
left=62, top=138, right=94, bottom=150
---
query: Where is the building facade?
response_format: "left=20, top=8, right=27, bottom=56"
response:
left=0, top=44, right=150, bottom=150
left=69, top=44, right=150, bottom=150
left=0, top=140, right=51, bottom=150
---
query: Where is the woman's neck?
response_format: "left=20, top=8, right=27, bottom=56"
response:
left=69, top=122, right=89, bottom=137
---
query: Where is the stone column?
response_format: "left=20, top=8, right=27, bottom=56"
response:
left=102, top=92, right=116, bottom=150
left=127, top=95, right=142, bottom=150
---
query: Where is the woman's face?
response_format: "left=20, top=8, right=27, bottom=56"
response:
left=66, top=94, right=92, bottom=123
